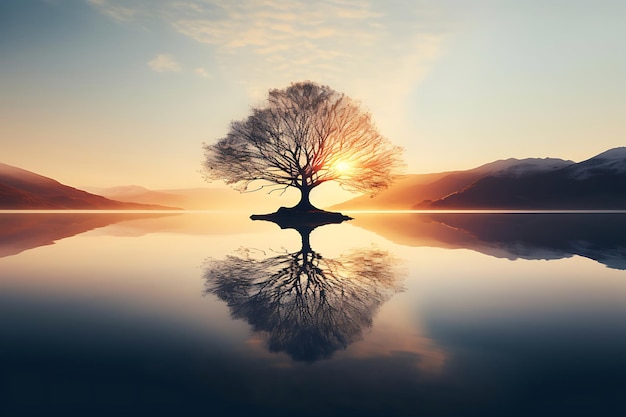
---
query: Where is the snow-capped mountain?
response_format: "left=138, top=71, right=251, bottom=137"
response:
left=494, top=158, right=574, bottom=178
left=566, top=147, right=626, bottom=179
left=430, top=147, right=626, bottom=209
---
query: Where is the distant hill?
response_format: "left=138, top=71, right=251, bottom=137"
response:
left=84, top=185, right=188, bottom=208
left=0, top=163, right=179, bottom=210
left=430, top=147, right=626, bottom=209
left=85, top=185, right=302, bottom=211
left=331, top=157, right=573, bottom=211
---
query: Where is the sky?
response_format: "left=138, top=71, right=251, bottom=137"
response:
left=1, top=0, right=625, bottom=191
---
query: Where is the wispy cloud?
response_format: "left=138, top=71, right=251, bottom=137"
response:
left=166, top=0, right=385, bottom=78
left=89, top=0, right=448, bottom=139
left=89, top=1, right=445, bottom=82
left=87, top=0, right=138, bottom=22
left=194, top=67, right=211, bottom=78
left=147, top=54, right=182, bottom=72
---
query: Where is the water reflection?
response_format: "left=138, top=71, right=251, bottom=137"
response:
left=2, top=212, right=626, bottom=415
left=353, top=213, right=626, bottom=269
left=0, top=212, right=177, bottom=258
left=203, top=219, right=404, bottom=362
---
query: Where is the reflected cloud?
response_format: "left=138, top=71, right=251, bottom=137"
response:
left=353, top=213, right=626, bottom=269
left=203, top=220, right=404, bottom=362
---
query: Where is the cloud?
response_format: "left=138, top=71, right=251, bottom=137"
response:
left=87, top=0, right=138, bottom=22
left=166, top=1, right=382, bottom=63
left=147, top=54, right=182, bottom=72
left=90, top=0, right=449, bottom=142
left=194, top=67, right=211, bottom=78
left=89, top=1, right=445, bottom=84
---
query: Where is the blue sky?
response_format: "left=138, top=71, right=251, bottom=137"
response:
left=1, top=0, right=625, bottom=190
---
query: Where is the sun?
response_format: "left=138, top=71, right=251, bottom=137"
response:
left=335, top=160, right=352, bottom=174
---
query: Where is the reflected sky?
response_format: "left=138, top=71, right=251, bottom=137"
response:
left=1, top=212, right=626, bottom=416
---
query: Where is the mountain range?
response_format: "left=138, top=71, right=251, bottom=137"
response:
left=0, top=162, right=296, bottom=211
left=332, top=147, right=626, bottom=210
left=2, top=147, right=625, bottom=210
left=0, top=163, right=178, bottom=210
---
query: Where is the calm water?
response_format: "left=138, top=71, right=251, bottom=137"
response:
left=1, top=212, right=626, bottom=416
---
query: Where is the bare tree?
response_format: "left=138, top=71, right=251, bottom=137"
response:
left=202, top=81, right=404, bottom=211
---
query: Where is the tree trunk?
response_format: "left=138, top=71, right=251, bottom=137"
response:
left=293, top=185, right=317, bottom=211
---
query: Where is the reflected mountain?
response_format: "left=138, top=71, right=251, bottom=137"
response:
left=353, top=213, right=626, bottom=269
left=0, top=212, right=178, bottom=258
left=203, top=220, right=404, bottom=362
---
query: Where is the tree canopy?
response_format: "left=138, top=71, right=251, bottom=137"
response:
left=202, top=81, right=404, bottom=210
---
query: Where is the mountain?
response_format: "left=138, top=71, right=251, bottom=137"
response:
left=0, top=163, right=179, bottom=210
left=331, top=157, right=573, bottom=211
left=430, top=147, right=626, bottom=209
left=565, top=147, right=626, bottom=179
left=84, top=185, right=187, bottom=208
left=330, top=171, right=464, bottom=211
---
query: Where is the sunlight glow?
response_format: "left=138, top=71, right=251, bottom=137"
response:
left=335, top=160, right=352, bottom=174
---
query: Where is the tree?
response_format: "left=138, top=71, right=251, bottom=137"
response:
left=202, top=81, right=404, bottom=211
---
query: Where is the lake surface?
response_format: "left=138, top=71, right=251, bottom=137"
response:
left=1, top=211, right=626, bottom=416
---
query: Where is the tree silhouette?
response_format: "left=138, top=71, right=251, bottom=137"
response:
left=203, top=223, right=404, bottom=362
left=202, top=81, right=404, bottom=211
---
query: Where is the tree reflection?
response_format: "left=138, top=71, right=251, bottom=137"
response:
left=203, top=222, right=403, bottom=362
